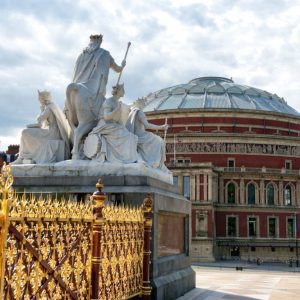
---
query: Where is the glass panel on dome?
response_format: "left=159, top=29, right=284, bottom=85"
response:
left=182, top=94, right=205, bottom=108
left=188, top=84, right=206, bottom=94
left=205, top=93, right=230, bottom=108
left=226, top=86, right=243, bottom=94
left=245, top=88, right=260, bottom=96
left=143, top=96, right=167, bottom=112
left=158, top=94, right=184, bottom=110
left=170, top=87, right=186, bottom=95
left=230, top=94, right=255, bottom=110
left=249, top=96, right=273, bottom=111
left=207, top=84, right=225, bottom=94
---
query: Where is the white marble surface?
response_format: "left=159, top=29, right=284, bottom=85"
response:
left=11, top=160, right=173, bottom=184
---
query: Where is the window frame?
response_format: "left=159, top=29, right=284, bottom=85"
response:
left=266, top=183, right=275, bottom=206
left=248, top=216, right=259, bottom=238
left=267, top=216, right=278, bottom=238
left=246, top=182, right=257, bottom=205
left=226, top=181, right=237, bottom=204
left=287, top=217, right=295, bottom=238
left=284, top=184, right=292, bottom=206
left=183, top=175, right=190, bottom=200
left=226, top=215, right=238, bottom=237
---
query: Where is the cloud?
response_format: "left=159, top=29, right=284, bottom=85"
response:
left=0, top=0, right=300, bottom=151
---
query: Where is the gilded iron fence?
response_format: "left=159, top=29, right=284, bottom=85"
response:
left=0, top=165, right=153, bottom=300
left=0, top=164, right=93, bottom=300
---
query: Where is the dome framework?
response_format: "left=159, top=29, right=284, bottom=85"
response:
left=143, top=77, right=299, bottom=116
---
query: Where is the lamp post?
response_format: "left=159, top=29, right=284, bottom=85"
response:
left=296, top=213, right=299, bottom=267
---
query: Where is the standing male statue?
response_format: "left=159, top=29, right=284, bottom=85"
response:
left=65, top=34, right=126, bottom=159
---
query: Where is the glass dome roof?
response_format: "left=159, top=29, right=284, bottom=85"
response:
left=142, top=77, right=299, bottom=116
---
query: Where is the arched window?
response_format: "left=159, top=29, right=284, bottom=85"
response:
left=267, top=184, right=275, bottom=205
left=227, top=183, right=236, bottom=204
left=285, top=185, right=292, bottom=206
left=247, top=183, right=256, bottom=204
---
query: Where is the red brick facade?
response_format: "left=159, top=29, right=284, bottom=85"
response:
left=147, top=109, right=300, bottom=262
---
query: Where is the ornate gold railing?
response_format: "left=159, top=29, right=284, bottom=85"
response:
left=0, top=165, right=93, bottom=300
left=0, top=165, right=153, bottom=300
left=90, top=179, right=153, bottom=300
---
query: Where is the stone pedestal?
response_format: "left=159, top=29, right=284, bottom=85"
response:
left=12, top=175, right=195, bottom=300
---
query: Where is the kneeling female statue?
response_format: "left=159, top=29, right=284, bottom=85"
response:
left=12, top=90, right=71, bottom=164
left=84, top=84, right=138, bottom=163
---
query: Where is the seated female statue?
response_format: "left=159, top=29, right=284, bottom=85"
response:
left=12, top=90, right=70, bottom=164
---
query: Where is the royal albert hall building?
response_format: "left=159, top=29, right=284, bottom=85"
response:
left=140, top=76, right=300, bottom=263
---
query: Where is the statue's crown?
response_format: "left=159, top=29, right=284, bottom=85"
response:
left=90, top=34, right=103, bottom=41
left=38, top=90, right=51, bottom=100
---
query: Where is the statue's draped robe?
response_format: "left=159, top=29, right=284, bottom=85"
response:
left=65, top=47, right=119, bottom=124
left=126, top=108, right=166, bottom=169
left=90, top=97, right=138, bottom=164
left=19, top=103, right=70, bottom=163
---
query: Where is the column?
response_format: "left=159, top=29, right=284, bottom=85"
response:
left=219, top=177, right=224, bottom=203
left=208, top=174, right=212, bottom=202
left=260, top=180, right=264, bottom=205
left=240, top=178, right=245, bottom=204
left=203, top=174, right=207, bottom=202
left=297, top=180, right=300, bottom=206
left=190, top=174, right=196, bottom=202
left=279, top=181, right=283, bottom=206
left=196, top=175, right=200, bottom=202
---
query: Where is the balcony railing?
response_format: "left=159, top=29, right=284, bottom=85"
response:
left=215, top=167, right=300, bottom=175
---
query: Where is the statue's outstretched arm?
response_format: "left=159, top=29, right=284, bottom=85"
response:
left=138, top=110, right=168, bottom=131
left=110, top=57, right=123, bottom=73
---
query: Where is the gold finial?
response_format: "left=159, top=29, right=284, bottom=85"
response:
left=96, top=178, right=103, bottom=192
left=143, top=194, right=153, bottom=213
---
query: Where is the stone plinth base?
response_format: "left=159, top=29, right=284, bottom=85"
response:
left=11, top=160, right=173, bottom=184
left=12, top=174, right=195, bottom=300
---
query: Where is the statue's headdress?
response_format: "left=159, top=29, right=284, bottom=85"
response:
left=38, top=90, right=52, bottom=102
left=89, top=34, right=103, bottom=41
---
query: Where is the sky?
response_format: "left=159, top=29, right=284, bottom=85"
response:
left=0, top=0, right=300, bottom=151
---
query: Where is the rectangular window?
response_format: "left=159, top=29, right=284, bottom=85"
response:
left=285, top=160, right=292, bottom=170
left=228, top=159, right=235, bottom=169
left=268, top=218, right=276, bottom=238
left=287, top=218, right=295, bottom=238
left=248, top=217, right=257, bottom=237
left=173, top=176, right=178, bottom=186
left=227, top=217, right=237, bottom=237
left=183, top=176, right=190, bottom=200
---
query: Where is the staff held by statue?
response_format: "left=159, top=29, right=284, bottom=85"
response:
left=116, top=42, right=131, bottom=86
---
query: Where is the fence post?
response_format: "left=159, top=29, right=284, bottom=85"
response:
left=142, top=194, right=153, bottom=300
left=90, top=178, right=106, bottom=300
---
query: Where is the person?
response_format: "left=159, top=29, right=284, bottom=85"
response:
left=64, top=34, right=126, bottom=159
left=12, top=91, right=71, bottom=164
left=86, top=84, right=138, bottom=163
left=126, top=101, right=169, bottom=170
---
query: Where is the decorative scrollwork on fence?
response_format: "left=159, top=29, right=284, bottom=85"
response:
left=99, top=205, right=145, bottom=299
left=0, top=164, right=93, bottom=300
left=1, top=166, right=153, bottom=300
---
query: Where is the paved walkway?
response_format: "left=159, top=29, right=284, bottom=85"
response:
left=176, top=262, right=300, bottom=300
